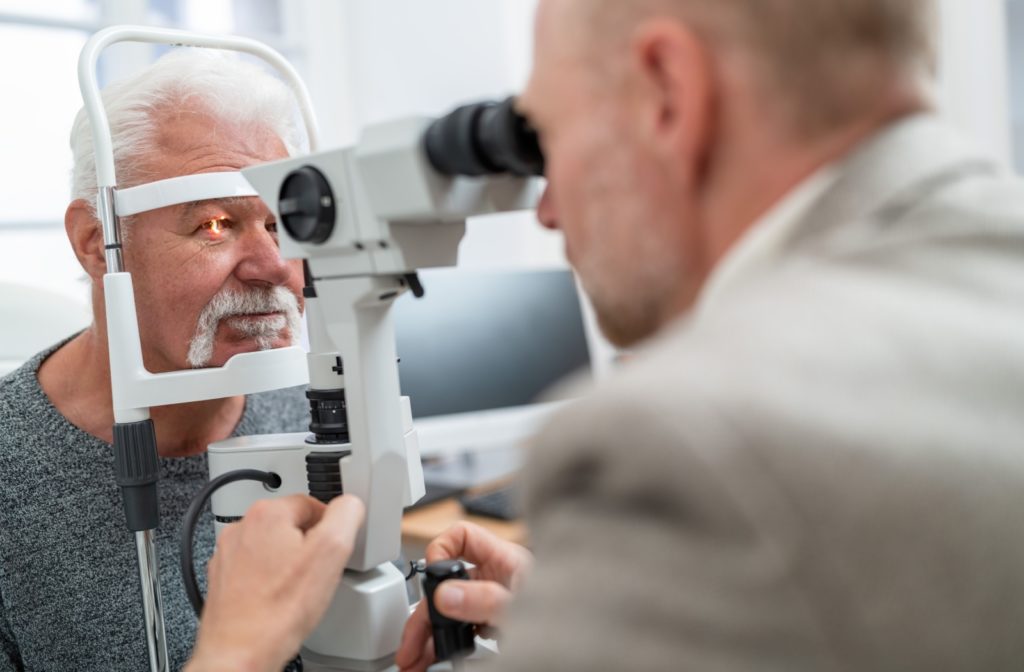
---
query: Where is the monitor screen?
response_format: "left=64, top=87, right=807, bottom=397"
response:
left=393, top=268, right=592, bottom=419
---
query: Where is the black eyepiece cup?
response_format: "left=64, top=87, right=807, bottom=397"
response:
left=424, top=97, right=544, bottom=178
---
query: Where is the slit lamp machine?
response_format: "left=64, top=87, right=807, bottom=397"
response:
left=79, top=26, right=543, bottom=672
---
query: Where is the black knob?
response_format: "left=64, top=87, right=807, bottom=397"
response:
left=278, top=166, right=336, bottom=244
left=305, top=388, right=350, bottom=445
left=424, top=560, right=476, bottom=662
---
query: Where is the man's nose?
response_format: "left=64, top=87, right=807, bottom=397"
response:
left=234, top=224, right=291, bottom=287
left=536, top=184, right=559, bottom=230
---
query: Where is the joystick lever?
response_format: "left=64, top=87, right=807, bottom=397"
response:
left=423, top=560, right=476, bottom=662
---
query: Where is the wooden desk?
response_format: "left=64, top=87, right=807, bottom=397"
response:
left=401, top=497, right=527, bottom=560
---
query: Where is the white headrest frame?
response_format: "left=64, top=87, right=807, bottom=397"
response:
left=114, top=171, right=258, bottom=216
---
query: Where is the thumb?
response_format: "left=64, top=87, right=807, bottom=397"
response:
left=434, top=579, right=511, bottom=627
left=305, top=495, right=366, bottom=567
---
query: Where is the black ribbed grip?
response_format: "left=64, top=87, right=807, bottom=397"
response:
left=305, top=451, right=350, bottom=504
left=113, top=421, right=159, bottom=485
left=113, top=420, right=160, bottom=531
left=425, top=560, right=476, bottom=662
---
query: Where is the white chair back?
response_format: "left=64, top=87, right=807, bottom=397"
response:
left=0, top=284, right=91, bottom=377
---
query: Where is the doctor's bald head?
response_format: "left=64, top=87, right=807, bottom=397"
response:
left=521, top=0, right=936, bottom=346
left=555, top=0, right=936, bottom=138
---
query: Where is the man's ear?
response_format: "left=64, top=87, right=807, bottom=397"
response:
left=65, top=199, right=107, bottom=281
left=630, top=18, right=716, bottom=174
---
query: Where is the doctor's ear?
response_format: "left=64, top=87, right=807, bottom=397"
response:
left=65, top=199, right=108, bottom=282
left=629, top=18, right=716, bottom=169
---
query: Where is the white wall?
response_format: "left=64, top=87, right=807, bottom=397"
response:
left=1005, top=0, right=1024, bottom=170
left=936, top=0, right=1013, bottom=166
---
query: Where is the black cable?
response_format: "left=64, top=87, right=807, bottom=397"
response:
left=180, top=469, right=281, bottom=615
left=406, top=559, right=427, bottom=581
left=180, top=468, right=301, bottom=672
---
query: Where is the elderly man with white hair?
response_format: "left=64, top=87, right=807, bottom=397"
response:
left=0, top=50, right=350, bottom=671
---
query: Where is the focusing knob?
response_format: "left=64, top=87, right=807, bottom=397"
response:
left=278, top=166, right=336, bottom=244
left=424, top=560, right=476, bottom=662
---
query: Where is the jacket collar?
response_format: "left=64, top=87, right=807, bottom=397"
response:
left=696, top=114, right=999, bottom=315
left=790, top=113, right=999, bottom=252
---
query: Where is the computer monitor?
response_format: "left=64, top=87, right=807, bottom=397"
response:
left=393, top=267, right=592, bottom=457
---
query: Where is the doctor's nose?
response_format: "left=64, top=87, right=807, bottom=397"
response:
left=537, top=184, right=559, bottom=231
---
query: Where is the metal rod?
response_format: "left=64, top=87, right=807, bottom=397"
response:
left=97, top=185, right=124, bottom=273
left=135, top=529, right=169, bottom=672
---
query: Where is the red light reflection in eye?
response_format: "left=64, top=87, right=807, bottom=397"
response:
left=204, top=217, right=226, bottom=236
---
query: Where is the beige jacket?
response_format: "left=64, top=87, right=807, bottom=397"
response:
left=497, top=116, right=1024, bottom=671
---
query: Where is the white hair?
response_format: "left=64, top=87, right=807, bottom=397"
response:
left=69, top=48, right=307, bottom=216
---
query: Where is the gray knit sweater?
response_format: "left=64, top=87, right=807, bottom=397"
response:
left=0, top=342, right=308, bottom=671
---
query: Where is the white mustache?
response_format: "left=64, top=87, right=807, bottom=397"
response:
left=186, top=286, right=301, bottom=368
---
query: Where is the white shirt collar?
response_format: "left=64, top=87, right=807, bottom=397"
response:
left=695, top=166, right=840, bottom=317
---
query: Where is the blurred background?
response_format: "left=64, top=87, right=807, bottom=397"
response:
left=0, top=0, right=1019, bottom=307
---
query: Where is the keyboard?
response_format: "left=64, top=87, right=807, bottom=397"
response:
left=405, top=482, right=466, bottom=511
left=460, top=484, right=521, bottom=521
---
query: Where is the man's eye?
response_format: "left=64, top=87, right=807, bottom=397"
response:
left=266, top=220, right=278, bottom=234
left=199, top=217, right=232, bottom=237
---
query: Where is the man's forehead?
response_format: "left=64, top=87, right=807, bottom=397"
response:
left=149, top=111, right=289, bottom=180
left=536, top=0, right=576, bottom=24
left=535, top=0, right=589, bottom=44
left=530, top=0, right=599, bottom=88
left=114, top=105, right=287, bottom=218
left=522, top=3, right=594, bottom=121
